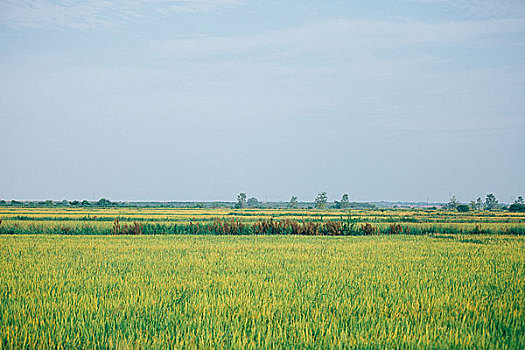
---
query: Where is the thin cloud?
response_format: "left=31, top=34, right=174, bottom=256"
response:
left=148, top=17, right=525, bottom=60
left=411, top=0, right=525, bottom=19
left=0, top=0, right=245, bottom=29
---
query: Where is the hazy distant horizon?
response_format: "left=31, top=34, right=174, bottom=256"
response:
left=2, top=1, right=524, bottom=204
left=0, top=194, right=516, bottom=205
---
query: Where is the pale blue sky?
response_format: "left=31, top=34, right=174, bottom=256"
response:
left=1, top=1, right=524, bottom=203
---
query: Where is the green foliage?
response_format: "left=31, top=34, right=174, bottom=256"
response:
left=314, top=192, right=328, bottom=209
left=287, top=196, right=298, bottom=209
left=485, top=193, right=499, bottom=210
left=509, top=203, right=525, bottom=213
left=235, top=193, right=247, bottom=209
left=476, top=197, right=484, bottom=210
left=447, top=195, right=459, bottom=210
left=247, top=197, right=260, bottom=208
left=335, top=194, right=350, bottom=209
left=96, top=198, right=112, bottom=207
left=456, top=204, right=470, bottom=212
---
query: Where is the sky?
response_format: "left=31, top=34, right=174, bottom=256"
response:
left=1, top=0, right=524, bottom=203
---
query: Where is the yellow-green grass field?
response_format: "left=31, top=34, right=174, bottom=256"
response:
left=1, top=207, right=525, bottom=235
left=1, top=234, right=524, bottom=348
left=2, top=207, right=525, bottom=224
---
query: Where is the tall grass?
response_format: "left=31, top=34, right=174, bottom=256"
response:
left=1, top=235, right=523, bottom=348
left=1, top=218, right=524, bottom=236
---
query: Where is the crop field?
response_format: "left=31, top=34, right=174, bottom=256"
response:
left=1, top=207, right=525, bottom=235
left=1, top=234, right=524, bottom=348
left=1, top=207, right=524, bottom=348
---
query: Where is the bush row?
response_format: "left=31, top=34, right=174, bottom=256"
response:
left=0, top=218, right=524, bottom=236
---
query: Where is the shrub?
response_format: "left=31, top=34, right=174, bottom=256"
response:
left=387, top=224, right=402, bottom=235
left=457, top=205, right=470, bottom=212
left=472, top=224, right=485, bottom=235
left=112, top=218, right=121, bottom=235
left=509, top=203, right=525, bottom=213
left=112, top=218, right=143, bottom=235
left=361, top=223, right=377, bottom=235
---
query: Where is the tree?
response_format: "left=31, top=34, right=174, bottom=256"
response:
left=335, top=194, right=350, bottom=209
left=97, top=198, right=112, bottom=207
left=447, top=195, right=458, bottom=210
left=469, top=200, right=476, bottom=210
left=456, top=204, right=469, bottom=212
left=314, top=192, right=328, bottom=209
left=485, top=193, right=498, bottom=210
left=235, top=193, right=247, bottom=209
left=288, top=196, right=298, bottom=209
left=247, top=197, right=260, bottom=208
left=509, top=203, right=525, bottom=212
left=476, top=197, right=483, bottom=210
left=514, top=196, right=524, bottom=204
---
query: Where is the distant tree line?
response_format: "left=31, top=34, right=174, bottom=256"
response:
left=0, top=198, right=117, bottom=207
left=235, top=192, right=373, bottom=210
left=445, top=194, right=525, bottom=212
left=1, top=193, right=524, bottom=212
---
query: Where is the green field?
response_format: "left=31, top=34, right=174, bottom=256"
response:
left=1, top=207, right=525, bottom=235
left=1, top=234, right=524, bottom=348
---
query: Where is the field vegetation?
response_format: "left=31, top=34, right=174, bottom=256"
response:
left=1, top=207, right=524, bottom=236
left=1, top=234, right=524, bottom=348
left=1, top=207, right=524, bottom=348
